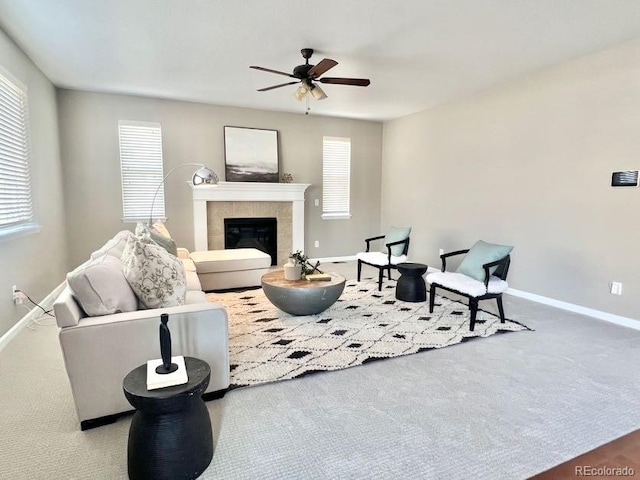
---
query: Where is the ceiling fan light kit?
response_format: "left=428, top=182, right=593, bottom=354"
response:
left=251, top=48, right=370, bottom=104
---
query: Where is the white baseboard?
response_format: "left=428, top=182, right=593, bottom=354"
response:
left=505, top=287, right=640, bottom=330
left=426, top=265, right=639, bottom=329
left=0, top=281, right=65, bottom=352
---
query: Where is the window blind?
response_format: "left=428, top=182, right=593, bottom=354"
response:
left=0, top=71, right=34, bottom=233
left=118, top=121, right=164, bottom=222
left=322, top=136, right=351, bottom=219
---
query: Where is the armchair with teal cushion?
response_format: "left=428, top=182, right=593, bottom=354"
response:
left=356, top=226, right=411, bottom=291
left=426, top=240, right=513, bottom=331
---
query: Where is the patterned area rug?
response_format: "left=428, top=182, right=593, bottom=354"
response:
left=207, top=278, right=529, bottom=388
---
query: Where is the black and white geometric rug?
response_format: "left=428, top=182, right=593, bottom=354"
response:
left=208, top=278, right=529, bottom=389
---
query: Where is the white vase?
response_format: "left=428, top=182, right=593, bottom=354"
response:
left=284, top=262, right=302, bottom=281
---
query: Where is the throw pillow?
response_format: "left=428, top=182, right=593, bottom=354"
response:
left=381, top=226, right=411, bottom=257
left=90, top=230, right=136, bottom=260
left=121, top=235, right=187, bottom=309
left=136, top=222, right=178, bottom=256
left=66, top=254, right=138, bottom=316
left=151, top=221, right=172, bottom=239
left=456, top=240, right=514, bottom=282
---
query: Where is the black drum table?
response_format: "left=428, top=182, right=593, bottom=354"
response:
left=123, top=356, right=213, bottom=480
left=396, top=263, right=428, bottom=302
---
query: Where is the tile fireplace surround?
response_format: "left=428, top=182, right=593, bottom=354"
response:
left=191, top=182, right=311, bottom=265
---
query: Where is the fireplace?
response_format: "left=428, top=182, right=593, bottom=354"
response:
left=224, top=217, right=277, bottom=266
left=191, top=182, right=311, bottom=262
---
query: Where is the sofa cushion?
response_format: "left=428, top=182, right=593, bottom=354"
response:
left=121, top=236, right=187, bottom=309
left=181, top=258, right=197, bottom=272
left=185, top=270, right=202, bottom=291
left=456, top=240, right=513, bottom=282
left=190, top=248, right=271, bottom=273
left=90, top=230, right=135, bottom=260
left=66, top=255, right=138, bottom=316
left=381, top=226, right=411, bottom=256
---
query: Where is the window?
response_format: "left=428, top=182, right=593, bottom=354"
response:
left=322, top=136, right=351, bottom=219
left=0, top=69, right=38, bottom=239
left=118, top=121, right=164, bottom=222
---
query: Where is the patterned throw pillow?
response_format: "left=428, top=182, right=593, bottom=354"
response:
left=121, top=235, right=187, bottom=309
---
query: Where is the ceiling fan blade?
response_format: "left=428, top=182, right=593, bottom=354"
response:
left=318, top=77, right=371, bottom=87
left=250, top=66, right=297, bottom=79
left=307, top=58, right=338, bottom=78
left=257, top=81, right=300, bottom=92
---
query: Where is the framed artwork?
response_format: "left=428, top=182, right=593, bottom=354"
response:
left=224, top=126, right=279, bottom=182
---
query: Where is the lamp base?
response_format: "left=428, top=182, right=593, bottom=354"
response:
left=155, top=363, right=178, bottom=374
left=146, top=356, right=188, bottom=390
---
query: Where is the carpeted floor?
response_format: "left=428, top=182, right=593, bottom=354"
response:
left=1, top=262, right=640, bottom=479
left=210, top=278, right=528, bottom=388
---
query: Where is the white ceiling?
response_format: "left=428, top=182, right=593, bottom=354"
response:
left=1, top=0, right=640, bottom=121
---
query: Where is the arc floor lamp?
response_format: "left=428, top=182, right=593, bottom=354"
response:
left=148, top=163, right=218, bottom=225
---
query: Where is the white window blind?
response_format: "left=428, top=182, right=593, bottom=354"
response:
left=322, top=136, right=351, bottom=219
left=0, top=70, right=36, bottom=237
left=119, top=121, right=164, bottom=222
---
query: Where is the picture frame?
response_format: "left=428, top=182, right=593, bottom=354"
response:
left=224, top=126, right=279, bottom=182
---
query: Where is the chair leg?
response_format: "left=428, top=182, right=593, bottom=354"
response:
left=496, top=296, right=506, bottom=323
left=387, top=266, right=392, bottom=280
left=378, top=268, right=384, bottom=291
left=429, top=284, right=436, bottom=313
left=357, top=260, right=362, bottom=282
left=469, top=298, right=479, bottom=331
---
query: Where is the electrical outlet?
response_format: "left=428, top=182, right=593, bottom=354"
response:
left=610, top=281, right=623, bottom=295
left=12, top=285, right=23, bottom=305
left=439, top=249, right=444, bottom=256
left=314, top=199, right=319, bottom=207
left=314, top=240, right=320, bottom=248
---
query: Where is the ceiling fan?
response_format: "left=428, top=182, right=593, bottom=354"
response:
left=250, top=48, right=370, bottom=102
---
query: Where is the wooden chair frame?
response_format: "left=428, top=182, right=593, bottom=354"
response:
left=428, top=250, right=511, bottom=331
left=357, top=235, right=410, bottom=291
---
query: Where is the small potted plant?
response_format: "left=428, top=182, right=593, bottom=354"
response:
left=284, top=250, right=308, bottom=281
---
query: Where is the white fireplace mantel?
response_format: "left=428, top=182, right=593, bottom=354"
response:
left=191, top=181, right=311, bottom=252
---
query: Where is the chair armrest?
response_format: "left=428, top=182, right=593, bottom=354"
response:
left=364, top=234, right=385, bottom=252
left=384, top=237, right=410, bottom=262
left=481, top=256, right=509, bottom=288
left=440, top=249, right=469, bottom=272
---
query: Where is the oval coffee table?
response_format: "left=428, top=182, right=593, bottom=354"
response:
left=261, top=270, right=346, bottom=316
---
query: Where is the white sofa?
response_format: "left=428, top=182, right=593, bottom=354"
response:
left=54, top=231, right=230, bottom=430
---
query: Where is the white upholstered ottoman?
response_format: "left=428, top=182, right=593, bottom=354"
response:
left=190, top=248, right=272, bottom=291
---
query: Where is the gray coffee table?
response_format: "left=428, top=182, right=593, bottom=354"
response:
left=261, top=270, right=346, bottom=316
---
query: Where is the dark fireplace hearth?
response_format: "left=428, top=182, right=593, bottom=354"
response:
left=224, top=217, right=277, bottom=266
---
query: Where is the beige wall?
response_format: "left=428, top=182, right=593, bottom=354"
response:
left=0, top=29, right=68, bottom=336
left=57, top=90, right=383, bottom=268
left=382, top=40, right=640, bottom=320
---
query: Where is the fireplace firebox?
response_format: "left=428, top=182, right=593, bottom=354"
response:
left=224, top=217, right=277, bottom=266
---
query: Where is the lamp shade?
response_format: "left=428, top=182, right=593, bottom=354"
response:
left=192, top=166, right=219, bottom=185
left=311, top=84, right=327, bottom=100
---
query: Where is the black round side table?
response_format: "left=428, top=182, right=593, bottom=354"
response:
left=396, top=263, right=428, bottom=302
left=123, top=356, right=213, bottom=480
